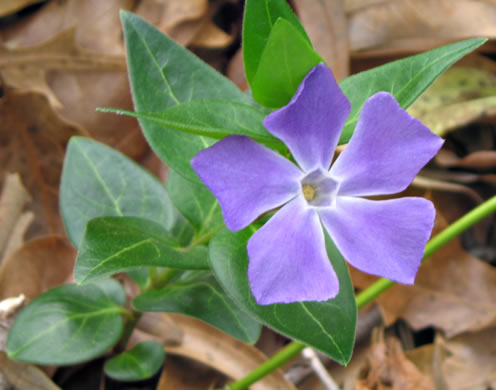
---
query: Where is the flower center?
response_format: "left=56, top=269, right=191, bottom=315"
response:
left=300, top=169, right=339, bottom=207
left=302, top=185, right=316, bottom=201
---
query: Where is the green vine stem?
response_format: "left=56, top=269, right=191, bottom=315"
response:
left=228, top=195, right=496, bottom=390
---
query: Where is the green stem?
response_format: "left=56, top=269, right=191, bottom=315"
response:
left=151, top=268, right=182, bottom=291
left=228, top=195, right=496, bottom=390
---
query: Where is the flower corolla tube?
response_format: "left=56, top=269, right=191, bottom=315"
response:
left=192, top=64, right=444, bottom=305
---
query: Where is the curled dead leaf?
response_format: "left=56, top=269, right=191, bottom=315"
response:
left=136, top=313, right=297, bottom=390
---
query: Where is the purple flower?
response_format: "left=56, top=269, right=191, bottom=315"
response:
left=192, top=64, right=443, bottom=305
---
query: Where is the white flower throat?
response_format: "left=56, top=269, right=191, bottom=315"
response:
left=301, top=169, right=339, bottom=207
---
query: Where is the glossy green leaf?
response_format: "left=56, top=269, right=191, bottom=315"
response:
left=76, top=216, right=209, bottom=284
left=133, top=271, right=261, bottom=343
left=167, top=169, right=223, bottom=239
left=99, top=100, right=281, bottom=148
left=121, top=11, right=249, bottom=182
left=339, top=37, right=487, bottom=143
left=243, top=0, right=310, bottom=85
left=7, top=279, right=125, bottom=365
left=209, top=228, right=357, bottom=364
left=251, top=18, right=322, bottom=108
left=104, top=341, right=165, bottom=381
left=60, top=137, right=192, bottom=247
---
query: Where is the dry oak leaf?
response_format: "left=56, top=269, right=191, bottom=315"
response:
left=356, top=331, right=434, bottom=390
left=136, top=313, right=297, bottom=390
left=346, top=0, right=496, bottom=54
left=0, top=85, right=86, bottom=236
left=0, top=28, right=126, bottom=108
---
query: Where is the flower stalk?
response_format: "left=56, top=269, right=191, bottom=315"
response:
left=227, top=195, right=496, bottom=390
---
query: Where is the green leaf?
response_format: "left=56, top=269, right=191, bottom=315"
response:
left=121, top=11, right=249, bottom=182
left=339, top=37, right=487, bottom=143
left=7, top=279, right=125, bottom=365
left=251, top=18, right=323, bottom=108
left=243, top=0, right=310, bottom=85
left=104, top=341, right=165, bottom=382
left=60, top=137, right=192, bottom=247
left=209, top=228, right=357, bottom=364
left=133, top=271, right=261, bottom=343
left=99, top=100, right=281, bottom=149
left=167, top=169, right=223, bottom=238
left=76, top=216, right=209, bottom=284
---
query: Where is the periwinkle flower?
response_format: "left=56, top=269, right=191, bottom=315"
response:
left=192, top=64, right=443, bottom=305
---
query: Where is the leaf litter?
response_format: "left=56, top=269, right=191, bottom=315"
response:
left=1, top=0, right=496, bottom=388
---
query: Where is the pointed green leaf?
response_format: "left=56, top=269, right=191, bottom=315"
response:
left=251, top=18, right=323, bottom=108
left=121, top=11, right=249, bottom=182
left=339, top=38, right=487, bottom=143
left=243, top=0, right=310, bottom=85
left=76, top=216, right=209, bottom=284
left=133, top=271, right=261, bottom=343
left=99, top=100, right=281, bottom=148
left=167, top=169, right=223, bottom=239
left=7, top=280, right=125, bottom=365
left=209, top=228, right=357, bottom=364
left=60, top=137, right=192, bottom=247
left=104, top=341, right=165, bottom=382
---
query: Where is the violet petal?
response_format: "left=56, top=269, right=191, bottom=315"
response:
left=247, top=196, right=339, bottom=305
left=330, top=92, right=444, bottom=197
left=191, top=135, right=302, bottom=231
left=319, top=196, right=435, bottom=284
left=264, top=64, right=351, bottom=172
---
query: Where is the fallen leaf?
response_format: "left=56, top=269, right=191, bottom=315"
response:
left=157, top=357, right=220, bottom=390
left=0, top=236, right=75, bottom=300
left=437, top=329, right=496, bottom=390
left=0, top=0, right=156, bottom=159
left=0, top=84, right=86, bottom=236
left=190, top=21, right=234, bottom=48
left=0, top=0, right=44, bottom=17
left=293, top=0, right=349, bottom=81
left=0, top=352, right=61, bottom=390
left=136, top=313, right=297, bottom=390
left=408, top=65, right=496, bottom=136
left=356, top=330, right=434, bottom=390
left=351, top=211, right=496, bottom=337
left=0, top=27, right=125, bottom=108
left=0, top=173, right=31, bottom=259
left=346, top=0, right=496, bottom=54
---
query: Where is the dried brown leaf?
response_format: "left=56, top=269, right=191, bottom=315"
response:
left=293, top=0, right=349, bottom=81
left=0, top=28, right=125, bottom=108
left=0, top=85, right=86, bottom=236
left=0, top=173, right=31, bottom=259
left=351, top=211, right=496, bottom=337
left=0, top=352, right=61, bottom=390
left=438, top=329, right=496, bottom=390
left=136, top=313, right=297, bottom=390
left=357, top=331, right=434, bottom=390
left=0, top=236, right=75, bottom=300
left=346, top=0, right=496, bottom=54
left=0, top=0, right=44, bottom=17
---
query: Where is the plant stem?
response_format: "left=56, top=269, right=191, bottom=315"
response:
left=151, top=268, right=182, bottom=290
left=227, top=195, right=496, bottom=390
